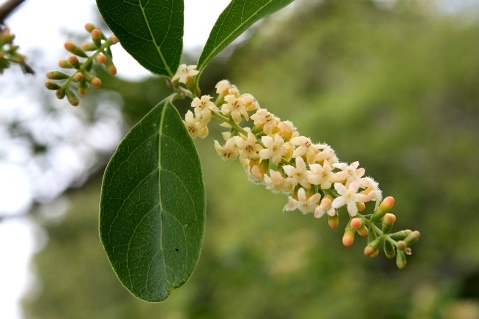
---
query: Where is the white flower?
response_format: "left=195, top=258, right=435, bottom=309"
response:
left=359, top=177, right=383, bottom=205
left=184, top=110, right=208, bottom=138
left=251, top=108, right=279, bottom=135
left=307, top=159, right=334, bottom=189
left=313, top=143, right=339, bottom=165
left=277, top=120, right=297, bottom=141
left=290, top=136, right=318, bottom=163
left=221, top=95, right=249, bottom=124
left=282, top=156, right=311, bottom=189
left=240, top=93, right=260, bottom=112
left=264, top=169, right=295, bottom=194
left=332, top=161, right=365, bottom=185
left=283, top=188, right=321, bottom=214
left=214, top=138, right=239, bottom=159
left=259, top=134, right=286, bottom=164
left=172, top=64, right=199, bottom=84
left=215, top=80, right=239, bottom=97
left=235, top=130, right=262, bottom=159
left=331, top=181, right=369, bottom=216
left=191, top=95, right=218, bottom=122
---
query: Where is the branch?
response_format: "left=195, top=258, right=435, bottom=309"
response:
left=0, top=0, right=25, bottom=24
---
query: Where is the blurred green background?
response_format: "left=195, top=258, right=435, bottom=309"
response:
left=19, top=1, right=479, bottom=318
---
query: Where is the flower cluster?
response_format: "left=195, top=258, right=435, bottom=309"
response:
left=175, top=65, right=420, bottom=269
left=0, top=26, right=33, bottom=74
left=45, top=23, right=118, bottom=106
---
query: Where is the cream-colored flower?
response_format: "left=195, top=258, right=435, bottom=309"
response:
left=251, top=108, right=279, bottom=135
left=259, top=134, right=286, bottom=164
left=283, top=188, right=321, bottom=214
left=235, top=130, right=262, bottom=159
left=172, top=64, right=199, bottom=84
left=313, top=143, right=339, bottom=165
left=240, top=93, right=260, bottom=112
left=359, top=177, right=382, bottom=205
left=263, top=169, right=295, bottom=194
left=215, top=80, right=240, bottom=97
left=332, top=161, right=365, bottom=185
left=191, top=95, right=218, bottom=122
left=184, top=110, right=208, bottom=138
left=290, top=136, right=318, bottom=163
left=214, top=137, right=239, bottom=159
left=307, top=159, right=334, bottom=189
left=282, top=156, right=311, bottom=189
left=331, top=181, right=369, bottom=216
left=277, top=120, right=297, bottom=141
left=221, top=95, right=249, bottom=124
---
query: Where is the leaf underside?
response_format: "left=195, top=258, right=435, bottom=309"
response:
left=100, top=97, right=205, bottom=302
left=96, top=0, right=184, bottom=77
left=198, top=0, right=294, bottom=71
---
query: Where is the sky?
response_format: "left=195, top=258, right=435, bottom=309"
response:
left=0, top=0, right=231, bottom=318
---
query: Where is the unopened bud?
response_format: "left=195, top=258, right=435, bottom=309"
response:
left=107, top=63, right=117, bottom=75
left=350, top=218, right=368, bottom=237
left=396, top=240, right=407, bottom=251
left=371, top=196, right=395, bottom=222
left=356, top=202, right=366, bottom=212
left=111, top=35, right=119, bottom=44
left=58, top=59, right=73, bottom=69
left=404, top=230, right=420, bottom=246
left=67, top=55, right=81, bottom=69
left=328, top=214, right=339, bottom=229
left=64, top=41, right=88, bottom=58
left=45, top=81, right=61, bottom=90
left=396, top=249, right=407, bottom=269
left=56, top=88, right=65, bottom=99
left=389, top=230, right=411, bottom=241
left=73, top=72, right=83, bottom=82
left=381, top=213, right=396, bottom=234
left=65, top=89, right=79, bottom=106
left=46, top=71, right=70, bottom=80
left=81, top=42, right=97, bottom=51
left=383, top=239, right=396, bottom=259
left=364, top=236, right=383, bottom=257
left=342, top=229, right=355, bottom=247
left=85, top=23, right=96, bottom=32
left=89, top=77, right=102, bottom=88
left=77, top=79, right=88, bottom=95
left=96, top=54, right=107, bottom=64
left=91, top=29, right=102, bottom=47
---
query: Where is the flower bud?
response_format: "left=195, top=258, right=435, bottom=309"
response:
left=96, top=53, right=107, bottom=64
left=77, top=79, right=88, bottom=95
left=111, top=35, right=119, bottom=44
left=91, top=29, right=103, bottom=48
left=364, top=236, right=383, bottom=257
left=84, top=23, right=96, bottom=32
left=396, top=240, right=407, bottom=251
left=65, top=89, right=79, bottom=106
left=67, top=55, right=81, bottom=69
left=383, top=239, right=396, bottom=259
left=46, top=71, right=70, bottom=80
left=350, top=217, right=368, bottom=237
left=64, top=41, right=88, bottom=58
left=328, top=214, right=339, bottom=229
left=342, top=229, right=355, bottom=247
left=371, top=196, right=395, bottom=222
left=356, top=201, right=366, bottom=212
left=56, top=88, right=65, bottom=99
left=58, top=59, right=73, bottom=69
left=381, top=213, right=396, bottom=234
left=396, top=249, right=407, bottom=269
left=389, top=230, right=410, bottom=241
left=45, top=81, right=61, bottom=90
left=404, top=230, right=420, bottom=246
left=81, top=42, right=97, bottom=52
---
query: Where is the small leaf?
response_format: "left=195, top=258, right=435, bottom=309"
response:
left=197, top=0, right=293, bottom=71
left=100, top=96, right=206, bottom=302
left=96, top=0, right=184, bottom=77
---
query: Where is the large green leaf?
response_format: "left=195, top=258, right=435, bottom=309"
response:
left=197, top=0, right=294, bottom=71
left=96, top=0, right=183, bottom=77
left=100, top=97, right=206, bottom=302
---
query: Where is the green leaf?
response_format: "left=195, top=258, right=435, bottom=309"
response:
left=96, top=0, right=184, bottom=77
left=100, top=96, right=206, bottom=302
left=197, top=0, right=294, bottom=71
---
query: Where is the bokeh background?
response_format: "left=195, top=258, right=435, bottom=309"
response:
left=2, top=1, right=479, bottom=318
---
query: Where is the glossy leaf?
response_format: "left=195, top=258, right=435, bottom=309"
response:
left=96, top=0, right=184, bottom=77
left=100, top=97, right=206, bottom=302
left=197, top=0, right=294, bottom=71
